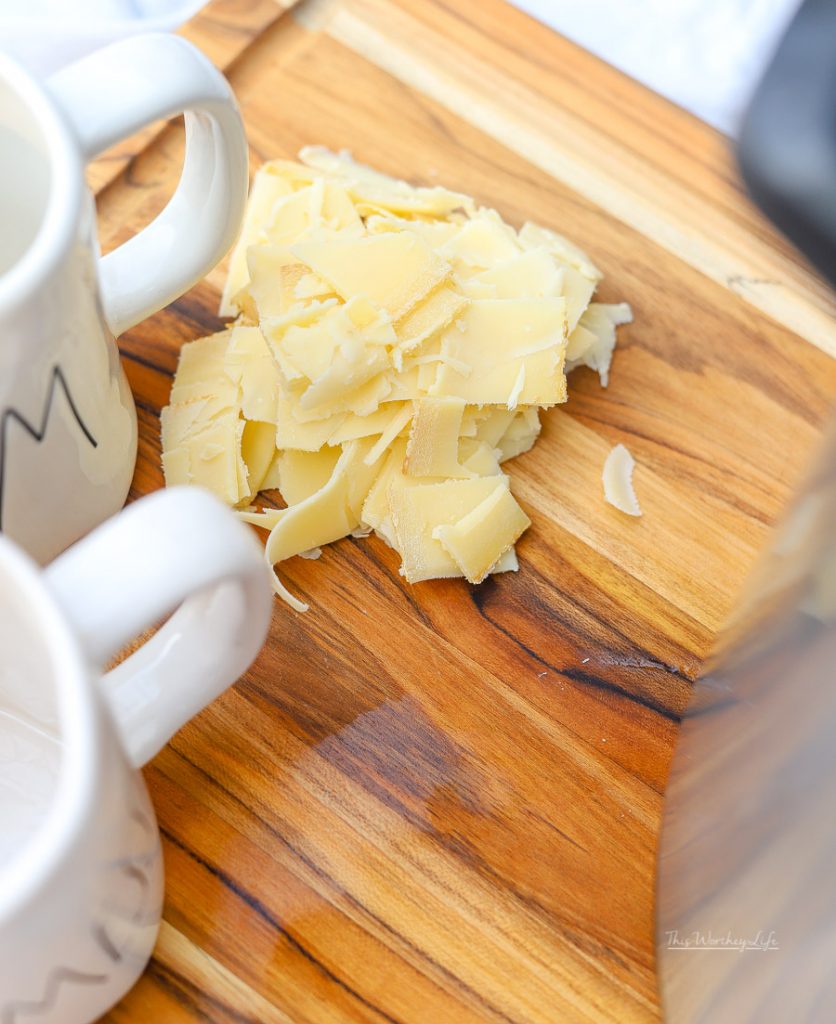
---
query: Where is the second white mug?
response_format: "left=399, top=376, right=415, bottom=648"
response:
left=0, top=487, right=272, bottom=1024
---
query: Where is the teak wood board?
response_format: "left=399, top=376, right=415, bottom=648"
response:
left=94, top=0, right=836, bottom=1020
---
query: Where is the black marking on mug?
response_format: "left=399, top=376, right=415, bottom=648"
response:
left=91, top=923, right=123, bottom=964
left=130, top=806, right=155, bottom=838
left=0, top=365, right=97, bottom=531
left=1, top=967, right=107, bottom=1024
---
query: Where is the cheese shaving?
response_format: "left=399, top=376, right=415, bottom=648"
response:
left=161, top=148, right=633, bottom=608
left=603, top=443, right=642, bottom=517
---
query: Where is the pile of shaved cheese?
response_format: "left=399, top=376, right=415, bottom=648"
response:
left=161, top=147, right=632, bottom=610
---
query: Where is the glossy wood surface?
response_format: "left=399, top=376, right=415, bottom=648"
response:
left=94, top=0, right=836, bottom=1019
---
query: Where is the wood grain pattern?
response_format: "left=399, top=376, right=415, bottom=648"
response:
left=98, top=1, right=836, bottom=1020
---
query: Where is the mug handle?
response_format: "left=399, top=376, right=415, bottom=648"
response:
left=46, top=34, right=248, bottom=337
left=43, top=489, right=272, bottom=768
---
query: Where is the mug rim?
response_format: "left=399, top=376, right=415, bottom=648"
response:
left=0, top=536, right=100, bottom=922
left=0, top=52, right=85, bottom=317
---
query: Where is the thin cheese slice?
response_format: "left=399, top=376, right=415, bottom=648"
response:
left=459, top=438, right=502, bottom=477
left=241, top=420, right=278, bottom=496
left=519, top=221, right=602, bottom=282
left=162, top=407, right=245, bottom=506
left=292, top=232, right=450, bottom=320
left=467, top=249, right=561, bottom=300
left=405, top=397, right=469, bottom=478
left=395, top=284, right=467, bottom=357
left=300, top=146, right=474, bottom=217
left=220, top=170, right=294, bottom=315
left=364, top=402, right=414, bottom=466
left=169, top=332, right=233, bottom=403
left=441, top=211, right=520, bottom=269
left=603, top=443, right=642, bottom=516
left=260, top=439, right=381, bottom=610
left=497, top=408, right=541, bottom=462
left=433, top=299, right=567, bottom=407
left=246, top=246, right=307, bottom=320
left=275, top=394, right=344, bottom=451
left=433, top=484, right=530, bottom=583
left=389, top=476, right=509, bottom=583
left=224, top=324, right=280, bottom=423
left=277, top=446, right=341, bottom=505
left=566, top=302, right=633, bottom=387
left=361, top=439, right=411, bottom=545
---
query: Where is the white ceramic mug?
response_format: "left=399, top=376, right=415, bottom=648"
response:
left=0, top=487, right=271, bottom=1024
left=0, top=35, right=247, bottom=564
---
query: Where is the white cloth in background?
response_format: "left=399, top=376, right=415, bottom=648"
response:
left=0, top=0, right=804, bottom=132
left=513, top=0, right=803, bottom=133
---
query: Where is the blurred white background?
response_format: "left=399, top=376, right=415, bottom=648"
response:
left=0, top=0, right=804, bottom=133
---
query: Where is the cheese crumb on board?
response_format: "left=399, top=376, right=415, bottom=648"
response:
left=603, top=444, right=642, bottom=517
left=161, top=149, right=633, bottom=608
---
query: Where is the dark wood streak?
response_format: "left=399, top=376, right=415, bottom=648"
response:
left=159, top=828, right=404, bottom=1024
left=160, top=747, right=523, bottom=1024
left=145, top=960, right=262, bottom=1024
left=120, top=348, right=174, bottom=379
left=471, top=577, right=686, bottom=724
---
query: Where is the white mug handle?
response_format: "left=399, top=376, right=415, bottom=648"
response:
left=43, top=489, right=272, bottom=768
left=46, top=33, right=248, bottom=337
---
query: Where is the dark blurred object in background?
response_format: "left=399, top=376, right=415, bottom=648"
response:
left=658, top=1, right=836, bottom=1021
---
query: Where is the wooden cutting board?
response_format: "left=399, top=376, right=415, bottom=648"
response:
left=97, top=1, right=836, bottom=1020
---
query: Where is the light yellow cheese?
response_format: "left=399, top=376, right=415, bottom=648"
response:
left=275, top=394, right=344, bottom=451
left=361, top=439, right=411, bottom=545
left=224, top=324, right=280, bottom=423
left=292, top=231, right=450, bottom=320
left=246, top=246, right=305, bottom=320
left=298, top=370, right=393, bottom=421
left=405, top=396, right=469, bottom=478
left=466, top=249, right=561, bottom=300
left=394, top=284, right=467, bottom=358
left=492, top=548, right=519, bottom=573
left=260, top=450, right=282, bottom=490
left=322, top=182, right=362, bottom=231
left=458, top=438, right=503, bottom=476
left=241, top=420, right=278, bottom=496
left=433, top=299, right=567, bottom=407
left=262, top=187, right=322, bottom=248
left=161, top=406, right=245, bottom=506
left=164, top=146, right=634, bottom=610
left=603, top=443, right=642, bottom=516
left=560, top=264, right=597, bottom=333
left=566, top=323, right=597, bottom=363
left=566, top=302, right=633, bottom=387
left=261, top=439, right=381, bottom=610
left=368, top=214, right=461, bottom=250
left=329, top=402, right=407, bottom=443
left=169, top=332, right=233, bottom=403
left=160, top=394, right=237, bottom=451
left=390, top=476, right=511, bottom=583
left=276, top=446, right=341, bottom=505
left=519, top=221, right=602, bottom=282
left=433, top=484, right=530, bottom=583
left=364, top=402, right=414, bottom=466
left=474, top=408, right=516, bottom=448
left=441, top=211, right=520, bottom=269
left=299, top=146, right=474, bottom=218
left=220, top=170, right=294, bottom=316
left=497, top=408, right=541, bottom=462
